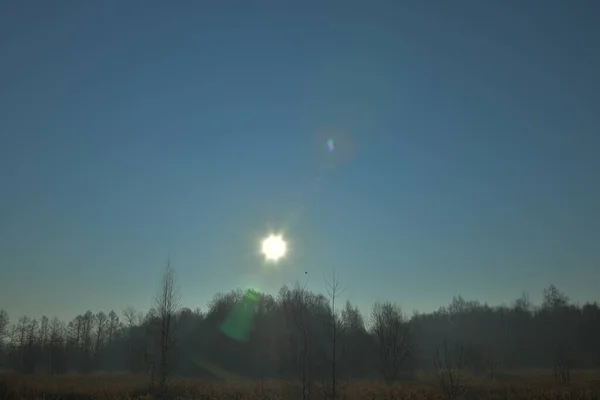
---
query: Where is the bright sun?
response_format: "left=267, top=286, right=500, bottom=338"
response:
left=261, top=234, right=287, bottom=262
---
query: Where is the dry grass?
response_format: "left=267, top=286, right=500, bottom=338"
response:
left=1, top=370, right=600, bottom=399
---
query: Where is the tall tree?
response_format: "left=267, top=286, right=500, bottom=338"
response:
left=0, top=310, right=8, bottom=344
left=154, top=258, right=180, bottom=390
left=94, top=311, right=108, bottom=358
left=80, top=311, right=95, bottom=372
left=340, top=301, right=369, bottom=378
left=543, top=285, right=570, bottom=310
left=371, top=301, right=412, bottom=383
left=48, top=317, right=65, bottom=374
left=122, top=306, right=139, bottom=329
left=325, top=271, right=345, bottom=399
left=107, top=310, right=119, bottom=345
left=38, top=316, right=49, bottom=350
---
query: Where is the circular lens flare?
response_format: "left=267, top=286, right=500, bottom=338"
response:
left=261, top=234, right=287, bottom=262
left=327, top=138, right=335, bottom=153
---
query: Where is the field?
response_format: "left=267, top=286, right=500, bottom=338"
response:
left=2, top=370, right=600, bottom=399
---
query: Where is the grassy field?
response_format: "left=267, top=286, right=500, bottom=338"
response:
left=2, top=370, right=600, bottom=399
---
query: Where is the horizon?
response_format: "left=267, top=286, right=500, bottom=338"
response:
left=2, top=274, right=597, bottom=324
left=1, top=2, right=599, bottom=322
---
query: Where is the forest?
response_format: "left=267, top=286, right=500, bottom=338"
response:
left=1, top=267, right=600, bottom=399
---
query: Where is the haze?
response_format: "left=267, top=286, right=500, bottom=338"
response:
left=1, top=1, right=599, bottom=322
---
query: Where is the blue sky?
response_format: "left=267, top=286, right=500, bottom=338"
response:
left=1, top=1, right=599, bottom=321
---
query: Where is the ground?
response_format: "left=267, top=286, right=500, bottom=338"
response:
left=1, top=370, right=600, bottom=399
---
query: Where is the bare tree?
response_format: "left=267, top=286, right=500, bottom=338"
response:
left=107, top=310, right=119, bottom=345
left=23, top=318, right=38, bottom=373
left=16, top=316, right=30, bottom=353
left=0, top=310, right=8, bottom=343
left=513, top=292, right=532, bottom=313
left=48, top=317, right=64, bottom=373
left=434, top=340, right=467, bottom=400
left=80, top=311, right=95, bottom=371
left=370, top=301, right=412, bottom=383
left=154, top=258, right=180, bottom=391
left=281, top=282, right=313, bottom=400
left=38, top=316, right=49, bottom=349
left=67, top=314, right=84, bottom=367
left=325, top=271, right=346, bottom=399
left=0, top=310, right=9, bottom=364
left=123, top=306, right=139, bottom=329
left=553, top=342, right=572, bottom=385
left=543, top=284, right=569, bottom=310
left=94, top=311, right=108, bottom=358
left=340, top=301, right=368, bottom=379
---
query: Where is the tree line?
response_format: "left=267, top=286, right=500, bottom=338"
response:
left=0, top=268, right=599, bottom=390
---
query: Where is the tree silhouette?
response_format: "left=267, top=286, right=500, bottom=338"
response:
left=370, top=301, right=412, bottom=383
left=154, top=258, right=180, bottom=391
left=1, top=283, right=599, bottom=381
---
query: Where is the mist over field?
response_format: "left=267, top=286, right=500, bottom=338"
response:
left=1, top=274, right=600, bottom=399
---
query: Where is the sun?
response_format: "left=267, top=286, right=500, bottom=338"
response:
left=261, top=234, right=287, bottom=262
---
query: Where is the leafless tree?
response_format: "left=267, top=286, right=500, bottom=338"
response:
left=124, top=305, right=150, bottom=374
left=8, top=324, right=18, bottom=349
left=36, top=316, right=50, bottom=372
left=94, top=311, right=108, bottom=357
left=0, top=310, right=9, bottom=361
left=81, top=311, right=95, bottom=368
left=281, top=282, right=313, bottom=400
left=340, top=300, right=368, bottom=379
left=553, top=342, right=572, bottom=385
left=434, top=340, right=467, bottom=400
left=513, top=292, right=532, bottom=312
left=370, top=301, right=412, bottom=383
left=15, top=316, right=29, bottom=350
left=26, top=318, right=38, bottom=343
left=123, top=306, right=139, bottom=329
left=48, top=317, right=64, bottom=342
left=48, top=317, right=64, bottom=373
left=154, top=258, right=180, bottom=391
left=0, top=309, right=8, bottom=343
left=38, top=316, right=49, bottom=349
left=23, top=318, right=38, bottom=373
left=325, top=271, right=346, bottom=399
left=67, top=315, right=83, bottom=354
left=543, top=284, right=570, bottom=310
left=107, top=310, right=119, bottom=345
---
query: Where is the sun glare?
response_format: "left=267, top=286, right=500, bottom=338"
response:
left=261, top=234, right=287, bottom=262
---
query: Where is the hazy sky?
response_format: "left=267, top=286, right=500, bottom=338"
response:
left=1, top=1, right=599, bottom=321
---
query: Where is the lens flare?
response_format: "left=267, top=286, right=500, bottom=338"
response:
left=220, top=288, right=261, bottom=342
left=327, top=138, right=335, bottom=153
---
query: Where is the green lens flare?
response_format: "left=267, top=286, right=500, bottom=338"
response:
left=219, top=288, right=260, bottom=342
